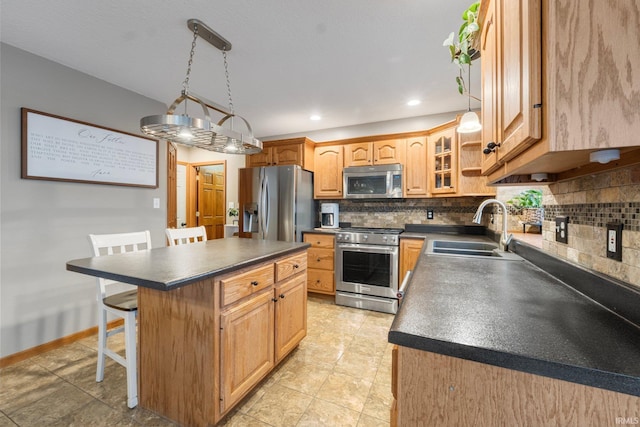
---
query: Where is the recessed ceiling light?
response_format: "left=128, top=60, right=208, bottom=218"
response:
left=310, top=115, right=321, bottom=121
left=407, top=99, right=421, bottom=106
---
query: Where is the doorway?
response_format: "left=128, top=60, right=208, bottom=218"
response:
left=173, top=160, right=226, bottom=240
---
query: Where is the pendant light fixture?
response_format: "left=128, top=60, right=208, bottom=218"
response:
left=140, top=19, right=262, bottom=154
left=457, top=63, right=482, bottom=134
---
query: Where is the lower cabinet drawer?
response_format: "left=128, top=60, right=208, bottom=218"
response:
left=307, top=268, right=335, bottom=294
left=275, top=252, right=307, bottom=282
left=307, top=248, right=334, bottom=270
left=220, top=264, right=274, bottom=307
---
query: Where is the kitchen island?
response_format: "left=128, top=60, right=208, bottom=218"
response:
left=389, top=237, right=640, bottom=426
left=67, top=238, right=309, bottom=426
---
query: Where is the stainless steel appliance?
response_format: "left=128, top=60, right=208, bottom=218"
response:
left=335, top=227, right=403, bottom=314
left=239, top=165, right=314, bottom=242
left=320, top=203, right=339, bottom=229
left=343, top=164, right=403, bottom=199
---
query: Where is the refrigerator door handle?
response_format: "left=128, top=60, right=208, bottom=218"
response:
left=262, top=174, right=270, bottom=239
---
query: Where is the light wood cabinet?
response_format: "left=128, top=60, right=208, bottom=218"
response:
left=344, top=139, right=406, bottom=167
left=246, top=138, right=315, bottom=171
left=428, top=126, right=457, bottom=195
left=303, top=233, right=335, bottom=295
left=220, top=290, right=274, bottom=413
left=404, top=136, right=428, bottom=197
left=457, top=130, right=496, bottom=197
left=138, top=249, right=307, bottom=426
left=392, top=346, right=640, bottom=426
left=399, top=238, right=424, bottom=282
left=480, top=0, right=542, bottom=175
left=479, top=1, right=640, bottom=184
left=274, top=274, right=307, bottom=362
left=314, top=145, right=344, bottom=199
left=218, top=251, right=307, bottom=415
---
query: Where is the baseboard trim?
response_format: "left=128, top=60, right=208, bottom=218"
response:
left=0, top=319, right=124, bottom=368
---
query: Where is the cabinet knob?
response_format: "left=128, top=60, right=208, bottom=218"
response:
left=280, top=294, right=285, bottom=299
left=251, top=281, right=259, bottom=286
left=272, top=297, right=278, bottom=302
left=316, top=279, right=321, bottom=284
left=317, top=258, right=321, bottom=262
left=293, top=264, right=299, bottom=269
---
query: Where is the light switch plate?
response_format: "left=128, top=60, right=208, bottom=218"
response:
left=555, top=216, right=569, bottom=244
left=606, top=223, right=623, bottom=261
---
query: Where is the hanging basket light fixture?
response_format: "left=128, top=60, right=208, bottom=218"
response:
left=140, top=19, right=262, bottom=154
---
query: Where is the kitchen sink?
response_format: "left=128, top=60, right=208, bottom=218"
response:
left=425, top=240, right=522, bottom=260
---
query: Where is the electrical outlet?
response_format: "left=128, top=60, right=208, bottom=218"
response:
left=606, top=223, right=623, bottom=261
left=555, top=216, right=569, bottom=244
left=427, top=210, right=434, bottom=220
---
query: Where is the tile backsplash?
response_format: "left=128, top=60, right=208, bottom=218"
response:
left=320, top=198, right=488, bottom=228
left=536, top=165, right=640, bottom=288
left=318, top=164, right=640, bottom=288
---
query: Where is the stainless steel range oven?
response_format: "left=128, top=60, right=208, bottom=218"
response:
left=335, top=227, right=403, bottom=314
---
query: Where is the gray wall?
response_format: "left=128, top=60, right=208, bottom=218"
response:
left=0, top=44, right=168, bottom=357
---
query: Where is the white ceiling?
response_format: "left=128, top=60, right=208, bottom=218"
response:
left=0, top=0, right=481, bottom=139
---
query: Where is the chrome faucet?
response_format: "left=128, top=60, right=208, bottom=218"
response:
left=472, top=199, right=513, bottom=251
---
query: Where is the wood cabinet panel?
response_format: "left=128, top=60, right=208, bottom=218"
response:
left=399, top=238, right=424, bottom=282
left=307, top=247, right=334, bottom=271
left=246, top=138, right=314, bottom=171
left=344, top=142, right=373, bottom=167
left=374, top=139, right=406, bottom=165
left=303, top=233, right=334, bottom=249
left=220, top=264, right=274, bottom=307
left=304, top=233, right=336, bottom=295
left=498, top=0, right=542, bottom=161
left=220, top=290, right=274, bottom=413
left=275, top=252, right=307, bottom=282
left=428, top=127, right=457, bottom=195
left=314, top=145, right=344, bottom=198
left=273, top=143, right=304, bottom=166
left=404, top=136, right=428, bottom=197
left=306, top=269, right=335, bottom=294
left=395, top=346, right=640, bottom=426
left=274, top=274, right=307, bottom=362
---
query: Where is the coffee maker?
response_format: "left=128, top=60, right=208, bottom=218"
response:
left=320, top=203, right=339, bottom=229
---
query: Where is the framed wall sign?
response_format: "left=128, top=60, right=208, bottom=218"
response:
left=21, top=108, right=158, bottom=188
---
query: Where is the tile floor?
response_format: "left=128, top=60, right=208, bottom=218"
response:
left=0, top=295, right=395, bottom=426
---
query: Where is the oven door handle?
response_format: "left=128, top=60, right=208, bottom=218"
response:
left=337, top=243, right=397, bottom=253
left=397, top=270, right=412, bottom=299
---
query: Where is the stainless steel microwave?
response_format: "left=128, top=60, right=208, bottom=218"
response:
left=343, top=164, right=403, bottom=199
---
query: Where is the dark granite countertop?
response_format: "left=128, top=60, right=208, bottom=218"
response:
left=67, top=238, right=309, bottom=291
left=389, top=239, right=640, bottom=397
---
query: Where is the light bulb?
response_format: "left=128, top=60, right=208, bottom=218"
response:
left=178, top=127, right=193, bottom=140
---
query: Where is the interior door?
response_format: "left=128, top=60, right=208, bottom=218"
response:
left=197, top=164, right=225, bottom=239
left=166, top=142, right=177, bottom=229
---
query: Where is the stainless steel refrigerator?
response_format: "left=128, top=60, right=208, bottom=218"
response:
left=238, top=165, right=314, bottom=242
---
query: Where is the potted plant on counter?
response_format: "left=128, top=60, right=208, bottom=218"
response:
left=227, top=207, right=239, bottom=225
left=507, top=189, right=544, bottom=233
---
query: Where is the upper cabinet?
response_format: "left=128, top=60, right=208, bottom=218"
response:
left=344, top=140, right=406, bottom=167
left=428, top=126, right=457, bottom=195
left=481, top=0, right=640, bottom=184
left=314, top=145, right=344, bottom=199
left=480, top=0, right=542, bottom=175
left=404, top=136, right=428, bottom=198
left=246, top=138, right=315, bottom=171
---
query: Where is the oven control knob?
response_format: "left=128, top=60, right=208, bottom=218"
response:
left=363, top=235, right=368, bottom=240
left=382, top=236, right=388, bottom=241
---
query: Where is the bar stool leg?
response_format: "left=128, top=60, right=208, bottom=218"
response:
left=96, top=308, right=107, bottom=382
left=124, top=311, right=138, bottom=408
